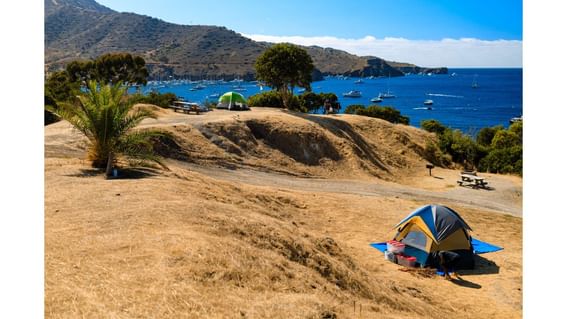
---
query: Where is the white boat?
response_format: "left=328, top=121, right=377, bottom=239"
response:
left=379, top=92, right=396, bottom=98
left=424, top=99, right=434, bottom=105
left=370, top=97, right=383, bottom=103
left=208, top=93, right=220, bottom=98
left=354, top=78, right=364, bottom=84
left=343, top=90, right=362, bottom=98
left=379, top=73, right=396, bottom=98
left=297, top=88, right=306, bottom=93
left=510, top=116, right=522, bottom=123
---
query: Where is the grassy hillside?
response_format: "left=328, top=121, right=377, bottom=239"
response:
left=45, top=0, right=446, bottom=80
left=44, top=107, right=522, bottom=318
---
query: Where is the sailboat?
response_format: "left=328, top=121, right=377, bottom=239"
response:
left=379, top=73, right=396, bottom=98
left=472, top=74, right=479, bottom=88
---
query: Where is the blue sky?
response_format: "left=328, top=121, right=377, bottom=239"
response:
left=96, top=0, right=523, bottom=67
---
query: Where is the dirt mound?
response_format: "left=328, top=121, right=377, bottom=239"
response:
left=132, top=103, right=170, bottom=116
left=139, top=109, right=438, bottom=181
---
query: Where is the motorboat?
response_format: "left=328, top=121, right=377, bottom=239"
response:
left=510, top=116, right=522, bottom=124
left=354, top=78, right=364, bottom=84
left=343, top=90, right=362, bottom=97
left=370, top=97, right=383, bottom=103
left=424, top=99, right=434, bottom=105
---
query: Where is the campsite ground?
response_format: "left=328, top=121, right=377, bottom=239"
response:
left=45, top=107, right=522, bottom=318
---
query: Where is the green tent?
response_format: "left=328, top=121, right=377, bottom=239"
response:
left=217, top=92, right=249, bottom=110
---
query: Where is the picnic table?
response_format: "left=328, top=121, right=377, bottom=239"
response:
left=169, top=101, right=203, bottom=114
left=457, top=173, right=489, bottom=189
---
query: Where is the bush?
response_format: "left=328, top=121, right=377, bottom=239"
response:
left=429, top=121, right=522, bottom=175
left=248, top=91, right=284, bottom=108
left=438, top=129, right=481, bottom=166
left=476, top=125, right=503, bottom=146
left=423, top=141, right=452, bottom=167
left=44, top=92, right=60, bottom=125
left=491, top=130, right=520, bottom=149
left=421, top=119, right=447, bottom=135
left=345, top=104, right=365, bottom=114
left=297, top=92, right=323, bottom=113
left=347, top=105, right=409, bottom=124
left=248, top=90, right=339, bottom=113
left=509, top=121, right=522, bottom=144
left=130, top=91, right=177, bottom=108
left=479, top=145, right=522, bottom=175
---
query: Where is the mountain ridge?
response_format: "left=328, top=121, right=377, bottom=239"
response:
left=45, top=0, right=447, bottom=80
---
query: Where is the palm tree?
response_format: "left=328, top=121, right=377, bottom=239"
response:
left=47, top=80, right=167, bottom=177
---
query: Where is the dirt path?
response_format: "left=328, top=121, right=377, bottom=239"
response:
left=178, top=161, right=522, bottom=217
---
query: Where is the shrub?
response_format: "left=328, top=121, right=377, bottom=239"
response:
left=248, top=90, right=338, bottom=113
left=423, top=141, right=452, bottom=167
left=479, top=145, right=522, bottom=175
left=421, top=119, right=447, bottom=135
left=476, top=125, right=504, bottom=146
left=350, top=105, right=409, bottom=125
left=491, top=130, right=520, bottom=149
left=248, top=90, right=284, bottom=108
left=345, top=104, right=365, bottom=114
left=509, top=121, right=523, bottom=144
left=438, top=129, right=480, bottom=166
left=297, top=92, right=323, bottom=113
left=130, top=91, right=177, bottom=108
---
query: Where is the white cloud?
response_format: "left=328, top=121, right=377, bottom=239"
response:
left=242, top=34, right=522, bottom=68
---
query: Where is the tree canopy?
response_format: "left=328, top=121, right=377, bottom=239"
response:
left=255, top=43, right=314, bottom=109
left=65, top=52, right=149, bottom=86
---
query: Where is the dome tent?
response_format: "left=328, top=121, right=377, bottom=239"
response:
left=217, top=91, right=249, bottom=111
left=393, top=204, right=475, bottom=269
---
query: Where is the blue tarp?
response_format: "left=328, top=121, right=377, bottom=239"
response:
left=471, top=238, right=503, bottom=254
left=370, top=238, right=502, bottom=276
left=369, top=237, right=502, bottom=255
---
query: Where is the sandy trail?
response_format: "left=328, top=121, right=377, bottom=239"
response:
left=178, top=161, right=522, bottom=217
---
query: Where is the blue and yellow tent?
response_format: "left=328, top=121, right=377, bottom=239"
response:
left=392, top=204, right=475, bottom=268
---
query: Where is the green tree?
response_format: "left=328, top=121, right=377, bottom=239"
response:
left=46, top=81, right=167, bottom=178
left=65, top=60, right=95, bottom=85
left=93, top=53, right=149, bottom=86
left=255, top=43, right=314, bottom=109
left=65, top=53, right=149, bottom=86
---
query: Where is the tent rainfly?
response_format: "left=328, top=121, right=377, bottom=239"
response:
left=217, top=91, right=249, bottom=111
left=392, top=204, right=475, bottom=269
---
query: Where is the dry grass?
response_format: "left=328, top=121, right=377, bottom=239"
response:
left=45, top=108, right=522, bottom=318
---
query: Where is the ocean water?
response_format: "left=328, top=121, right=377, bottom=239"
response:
left=140, top=68, right=522, bottom=133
